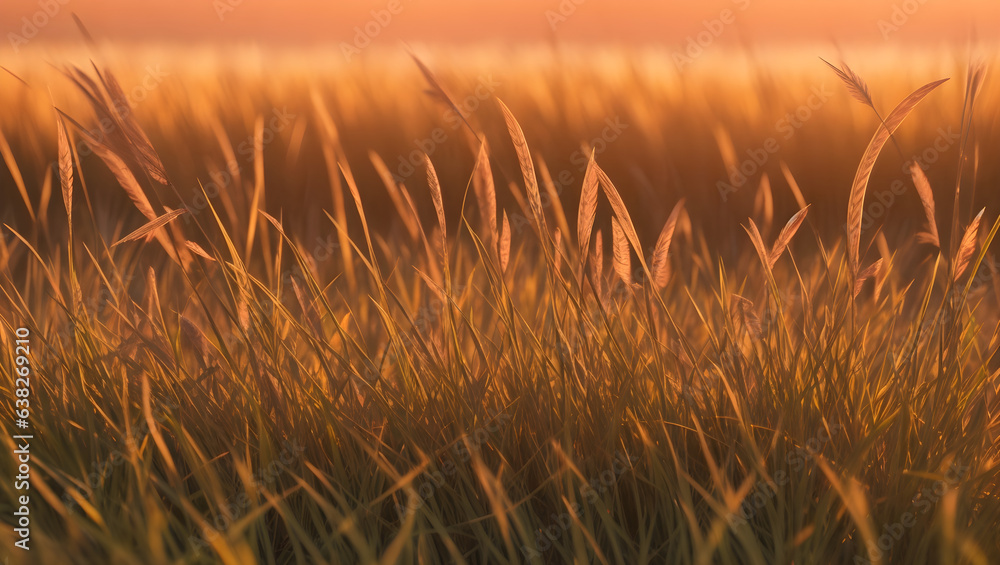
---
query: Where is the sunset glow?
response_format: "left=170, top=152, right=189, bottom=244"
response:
left=3, top=0, right=999, bottom=50
left=2, top=1, right=999, bottom=564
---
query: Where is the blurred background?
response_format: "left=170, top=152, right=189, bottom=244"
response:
left=0, top=0, right=997, bottom=265
left=2, top=0, right=999, bottom=47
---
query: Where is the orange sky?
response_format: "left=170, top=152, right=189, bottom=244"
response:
left=2, top=0, right=998, bottom=51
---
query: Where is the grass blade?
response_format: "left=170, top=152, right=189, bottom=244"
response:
left=845, top=77, right=948, bottom=274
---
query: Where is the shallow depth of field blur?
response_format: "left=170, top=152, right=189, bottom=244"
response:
left=1, top=12, right=1000, bottom=565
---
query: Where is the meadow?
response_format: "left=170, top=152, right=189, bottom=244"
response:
left=0, top=45, right=999, bottom=564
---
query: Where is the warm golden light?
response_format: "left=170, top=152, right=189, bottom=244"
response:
left=1, top=1, right=998, bottom=564
left=2, top=0, right=998, bottom=51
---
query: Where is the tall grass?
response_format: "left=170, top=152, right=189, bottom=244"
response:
left=0, top=47, right=998, bottom=564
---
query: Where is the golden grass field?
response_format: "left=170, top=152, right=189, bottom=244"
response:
left=0, top=45, right=999, bottom=564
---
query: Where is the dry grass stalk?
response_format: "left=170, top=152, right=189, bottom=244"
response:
left=854, top=258, right=884, bottom=298
left=61, top=64, right=169, bottom=185
left=70, top=13, right=95, bottom=45
left=955, top=208, right=985, bottom=281
left=651, top=199, right=685, bottom=288
left=874, top=257, right=889, bottom=301
left=185, top=241, right=215, bottom=262
left=0, top=128, right=34, bottom=222
left=423, top=154, right=448, bottom=268
left=339, top=160, right=377, bottom=270
left=754, top=173, right=774, bottom=234
left=385, top=175, right=443, bottom=284
left=237, top=297, right=250, bottom=332
left=779, top=161, right=808, bottom=210
left=506, top=180, right=532, bottom=225
left=244, top=116, right=265, bottom=261
left=845, top=78, right=949, bottom=274
left=0, top=65, right=29, bottom=87
left=499, top=211, right=511, bottom=273
left=909, top=163, right=940, bottom=247
left=369, top=151, right=421, bottom=242
left=595, top=164, right=642, bottom=262
left=553, top=228, right=563, bottom=273
left=729, top=294, right=761, bottom=339
left=55, top=114, right=73, bottom=229
left=820, top=58, right=876, bottom=110
left=712, top=125, right=738, bottom=174
left=537, top=155, right=571, bottom=242
left=180, top=315, right=212, bottom=370
left=577, top=151, right=599, bottom=265
left=497, top=99, right=548, bottom=237
left=92, top=66, right=169, bottom=184
left=410, top=53, right=478, bottom=138
left=60, top=109, right=189, bottom=266
left=950, top=61, right=987, bottom=252
left=744, top=219, right=772, bottom=275
left=611, top=217, right=632, bottom=287
left=311, top=91, right=357, bottom=289
left=38, top=167, right=52, bottom=230
left=472, top=142, right=498, bottom=248
left=768, top=205, right=810, bottom=268
left=80, top=129, right=157, bottom=220
left=292, top=278, right=323, bottom=337
left=111, top=209, right=188, bottom=248
left=592, top=228, right=604, bottom=299
left=144, top=267, right=161, bottom=324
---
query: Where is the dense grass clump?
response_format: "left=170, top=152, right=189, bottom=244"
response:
left=0, top=48, right=999, bottom=564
